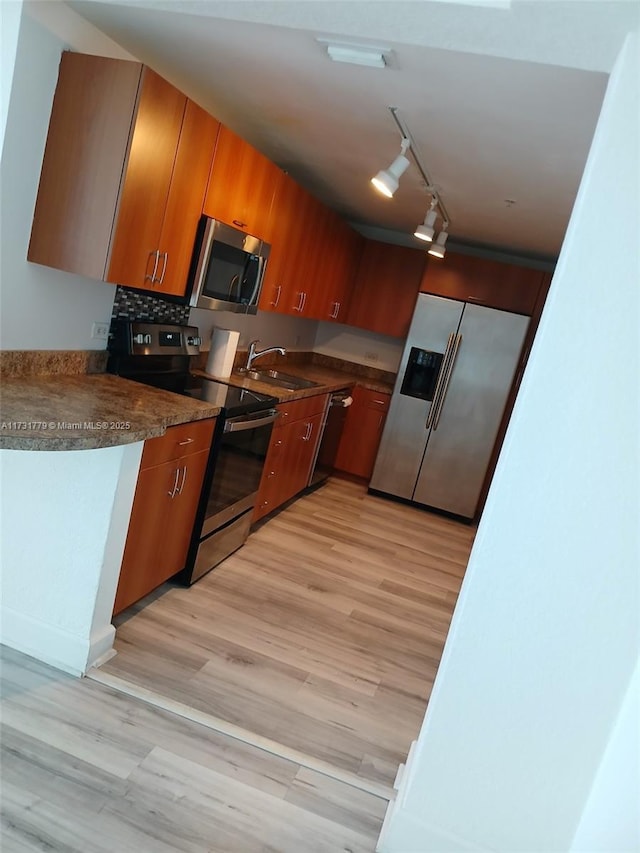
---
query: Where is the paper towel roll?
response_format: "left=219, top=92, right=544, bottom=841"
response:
left=206, top=328, right=240, bottom=377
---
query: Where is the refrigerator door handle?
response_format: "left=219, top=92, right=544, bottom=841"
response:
left=433, top=333, right=463, bottom=430
left=426, top=333, right=456, bottom=429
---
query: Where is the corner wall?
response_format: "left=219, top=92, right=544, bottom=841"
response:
left=0, top=3, right=130, bottom=351
left=378, top=29, right=639, bottom=853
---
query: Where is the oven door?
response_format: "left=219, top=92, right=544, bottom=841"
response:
left=200, top=408, right=279, bottom=538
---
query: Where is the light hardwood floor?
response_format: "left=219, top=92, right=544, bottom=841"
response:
left=1, top=480, right=475, bottom=851
left=0, top=645, right=387, bottom=852
left=101, top=478, right=476, bottom=790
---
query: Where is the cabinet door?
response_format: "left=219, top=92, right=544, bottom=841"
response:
left=203, top=125, right=280, bottom=240
left=260, top=177, right=320, bottom=317
left=420, top=252, right=546, bottom=316
left=348, top=241, right=427, bottom=338
left=113, top=459, right=175, bottom=615
left=28, top=52, right=143, bottom=280
left=335, top=388, right=391, bottom=480
left=160, top=448, right=211, bottom=579
left=106, top=68, right=186, bottom=289
left=314, top=217, right=363, bottom=323
left=154, top=100, right=220, bottom=297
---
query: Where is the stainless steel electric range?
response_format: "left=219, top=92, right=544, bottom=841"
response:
left=108, top=320, right=278, bottom=583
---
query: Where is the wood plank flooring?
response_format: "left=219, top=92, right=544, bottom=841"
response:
left=101, top=479, right=475, bottom=790
left=0, top=645, right=387, bottom=852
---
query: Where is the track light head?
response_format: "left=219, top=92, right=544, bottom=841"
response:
left=414, top=208, right=438, bottom=242
left=428, top=229, right=448, bottom=259
left=371, top=138, right=410, bottom=198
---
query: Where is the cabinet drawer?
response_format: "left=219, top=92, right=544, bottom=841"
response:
left=359, top=388, right=391, bottom=412
left=276, top=393, right=329, bottom=425
left=141, top=418, right=216, bottom=469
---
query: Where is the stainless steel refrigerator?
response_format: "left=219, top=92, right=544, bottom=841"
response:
left=370, top=293, right=529, bottom=519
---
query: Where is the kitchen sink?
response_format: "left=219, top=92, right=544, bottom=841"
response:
left=235, top=368, right=321, bottom=392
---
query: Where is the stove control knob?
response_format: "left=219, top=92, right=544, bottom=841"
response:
left=133, top=333, right=152, bottom=345
left=187, top=335, right=201, bottom=346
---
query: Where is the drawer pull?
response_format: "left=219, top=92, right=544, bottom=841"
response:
left=178, top=438, right=195, bottom=446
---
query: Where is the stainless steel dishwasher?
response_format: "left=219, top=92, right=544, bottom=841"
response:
left=308, top=389, right=353, bottom=488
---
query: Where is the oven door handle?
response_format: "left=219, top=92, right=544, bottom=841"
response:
left=224, top=409, right=280, bottom=433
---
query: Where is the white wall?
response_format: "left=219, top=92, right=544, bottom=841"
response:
left=0, top=3, right=133, bottom=351
left=0, top=0, right=22, bottom=159
left=378, top=29, right=639, bottom=853
left=314, top=320, right=403, bottom=372
left=0, top=443, right=142, bottom=675
left=190, top=305, right=317, bottom=354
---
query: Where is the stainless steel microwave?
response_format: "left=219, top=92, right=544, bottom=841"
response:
left=187, top=217, right=270, bottom=314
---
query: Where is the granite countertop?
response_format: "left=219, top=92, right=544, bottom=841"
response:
left=194, top=362, right=395, bottom=402
left=0, top=374, right=221, bottom=451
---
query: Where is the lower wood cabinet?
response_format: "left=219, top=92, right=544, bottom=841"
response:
left=113, top=418, right=216, bottom=615
left=253, top=394, right=329, bottom=522
left=334, top=387, right=391, bottom=481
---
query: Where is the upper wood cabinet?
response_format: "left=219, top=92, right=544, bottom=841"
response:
left=309, top=210, right=363, bottom=324
left=28, top=52, right=219, bottom=298
left=203, top=125, right=281, bottom=241
left=347, top=241, right=427, bottom=338
left=258, top=172, right=318, bottom=317
left=420, top=252, right=547, bottom=316
left=258, top=171, right=363, bottom=324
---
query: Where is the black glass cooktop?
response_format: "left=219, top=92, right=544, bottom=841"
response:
left=185, top=375, right=277, bottom=418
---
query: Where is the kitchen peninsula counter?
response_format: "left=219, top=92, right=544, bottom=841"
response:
left=0, top=373, right=220, bottom=451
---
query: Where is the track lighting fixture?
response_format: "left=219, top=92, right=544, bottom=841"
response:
left=374, top=107, right=452, bottom=259
left=371, top=137, right=410, bottom=198
left=428, top=228, right=448, bottom=259
left=414, top=200, right=438, bottom=242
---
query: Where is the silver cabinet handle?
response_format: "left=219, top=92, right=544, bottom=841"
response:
left=178, top=437, right=194, bottom=446
left=168, top=467, right=180, bottom=498
left=145, top=250, right=160, bottom=283
left=157, top=252, right=168, bottom=285
left=177, top=464, right=187, bottom=496
left=302, top=421, right=312, bottom=442
left=271, top=285, right=281, bottom=308
left=330, top=301, right=340, bottom=319
left=301, top=292, right=307, bottom=313
left=426, top=333, right=455, bottom=429
left=433, top=334, right=462, bottom=430
left=294, top=291, right=304, bottom=313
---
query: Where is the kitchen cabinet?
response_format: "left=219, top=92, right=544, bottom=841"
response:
left=334, top=387, right=391, bottom=480
left=347, top=241, right=427, bottom=338
left=254, top=394, right=329, bottom=521
left=113, top=418, right=216, bottom=615
left=28, top=52, right=219, bottom=297
left=258, top=173, right=317, bottom=316
left=203, top=124, right=281, bottom=241
left=311, top=213, right=363, bottom=323
left=259, top=173, right=363, bottom=323
left=420, top=252, right=547, bottom=315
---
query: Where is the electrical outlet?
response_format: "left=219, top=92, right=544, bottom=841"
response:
left=364, top=351, right=379, bottom=362
left=91, top=322, right=110, bottom=341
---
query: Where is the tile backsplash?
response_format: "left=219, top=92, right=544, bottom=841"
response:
left=111, top=286, right=191, bottom=325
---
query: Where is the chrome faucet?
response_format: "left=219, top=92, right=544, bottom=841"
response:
left=245, top=339, right=286, bottom=371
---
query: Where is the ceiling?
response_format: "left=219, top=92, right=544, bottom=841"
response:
left=62, top=0, right=638, bottom=262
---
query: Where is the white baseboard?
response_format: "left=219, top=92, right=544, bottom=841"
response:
left=0, top=606, right=115, bottom=676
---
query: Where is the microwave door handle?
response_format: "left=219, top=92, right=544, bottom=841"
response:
left=245, top=255, right=265, bottom=308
